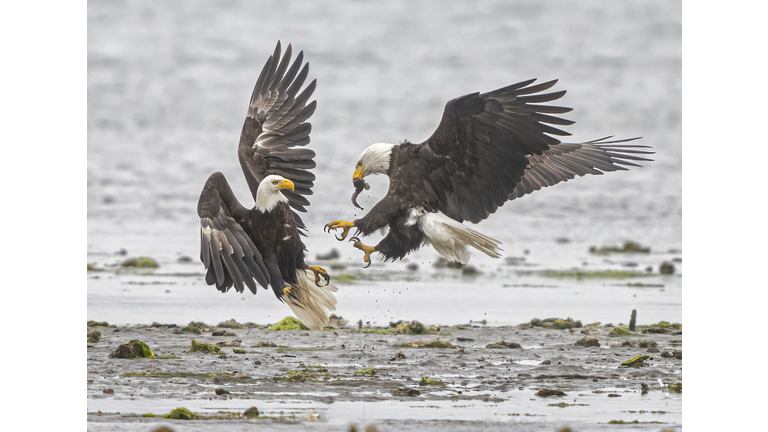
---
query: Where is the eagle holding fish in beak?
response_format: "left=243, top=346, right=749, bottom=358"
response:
left=326, top=78, right=652, bottom=267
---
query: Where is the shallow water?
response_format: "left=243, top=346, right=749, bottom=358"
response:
left=88, top=0, right=682, bottom=428
left=88, top=392, right=682, bottom=431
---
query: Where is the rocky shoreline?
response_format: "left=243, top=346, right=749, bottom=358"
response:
left=87, top=317, right=682, bottom=431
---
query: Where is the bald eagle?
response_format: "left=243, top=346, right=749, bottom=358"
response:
left=325, top=79, right=652, bottom=267
left=197, top=42, right=337, bottom=330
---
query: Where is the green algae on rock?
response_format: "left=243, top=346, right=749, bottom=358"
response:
left=87, top=330, right=101, bottom=343
left=110, top=339, right=155, bottom=358
left=486, top=341, right=522, bottom=349
left=620, top=354, right=650, bottom=368
left=354, top=320, right=443, bottom=336
left=176, top=321, right=210, bottom=334
left=535, top=389, right=566, bottom=397
left=269, top=316, right=310, bottom=331
left=659, top=261, right=675, bottom=275
left=542, top=317, right=582, bottom=329
left=190, top=339, right=221, bottom=354
left=668, top=382, right=682, bottom=393
left=589, top=240, right=651, bottom=255
left=354, top=366, right=378, bottom=375
left=87, top=320, right=109, bottom=327
left=608, top=326, right=632, bottom=337
left=254, top=341, right=278, bottom=347
left=120, top=256, right=160, bottom=268
left=243, top=407, right=260, bottom=418
left=162, top=407, right=198, bottom=420
left=217, top=319, right=249, bottom=329
left=574, top=336, right=600, bottom=347
left=283, top=365, right=328, bottom=382
left=396, top=339, right=452, bottom=349
left=419, top=377, right=445, bottom=386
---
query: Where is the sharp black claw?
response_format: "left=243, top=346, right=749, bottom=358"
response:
left=349, top=236, right=360, bottom=243
left=363, top=259, right=372, bottom=269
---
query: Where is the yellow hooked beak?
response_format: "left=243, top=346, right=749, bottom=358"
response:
left=353, top=165, right=365, bottom=180
left=277, top=178, right=295, bottom=191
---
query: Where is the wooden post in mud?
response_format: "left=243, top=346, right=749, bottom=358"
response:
left=629, top=309, right=637, bottom=331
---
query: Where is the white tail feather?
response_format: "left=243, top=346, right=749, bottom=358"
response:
left=285, top=269, right=338, bottom=330
left=415, top=210, right=503, bottom=264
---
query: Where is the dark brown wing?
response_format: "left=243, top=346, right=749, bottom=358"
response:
left=412, top=80, right=648, bottom=223
left=197, top=172, right=270, bottom=294
left=509, top=136, right=653, bottom=200
left=237, top=41, right=317, bottom=213
left=418, top=79, right=574, bottom=223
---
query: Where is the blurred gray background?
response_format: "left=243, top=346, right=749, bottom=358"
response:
left=88, top=0, right=681, bottom=257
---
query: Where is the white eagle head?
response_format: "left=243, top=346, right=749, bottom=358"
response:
left=256, top=174, right=294, bottom=211
left=353, top=143, right=394, bottom=179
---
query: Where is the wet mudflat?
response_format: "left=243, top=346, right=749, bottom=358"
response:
left=87, top=318, right=681, bottom=431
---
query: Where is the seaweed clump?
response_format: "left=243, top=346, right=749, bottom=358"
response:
left=620, top=354, right=650, bottom=368
left=608, top=326, right=632, bottom=337
left=87, top=331, right=101, bottom=343
left=354, top=366, right=378, bottom=376
left=110, top=339, right=155, bottom=358
left=190, top=339, right=221, bottom=354
left=269, top=316, right=309, bottom=331
left=419, top=377, right=445, bottom=386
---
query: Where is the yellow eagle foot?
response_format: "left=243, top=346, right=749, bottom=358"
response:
left=282, top=285, right=292, bottom=297
left=349, top=236, right=376, bottom=268
left=307, top=265, right=330, bottom=286
left=324, top=220, right=355, bottom=241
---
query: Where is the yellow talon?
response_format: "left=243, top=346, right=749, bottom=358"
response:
left=349, top=236, right=376, bottom=268
left=283, top=285, right=292, bottom=296
left=307, top=265, right=330, bottom=286
left=324, top=220, right=356, bottom=241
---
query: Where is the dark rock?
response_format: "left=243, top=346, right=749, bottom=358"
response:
left=215, top=388, right=230, bottom=395
left=406, top=263, right=419, bottom=271
left=535, top=389, right=566, bottom=397
left=212, top=330, right=236, bottom=337
left=217, top=319, right=248, bottom=329
left=110, top=340, right=154, bottom=358
left=659, top=261, right=675, bottom=275
left=574, top=336, right=600, bottom=347
left=243, top=407, right=260, bottom=418
left=392, top=386, right=421, bottom=397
